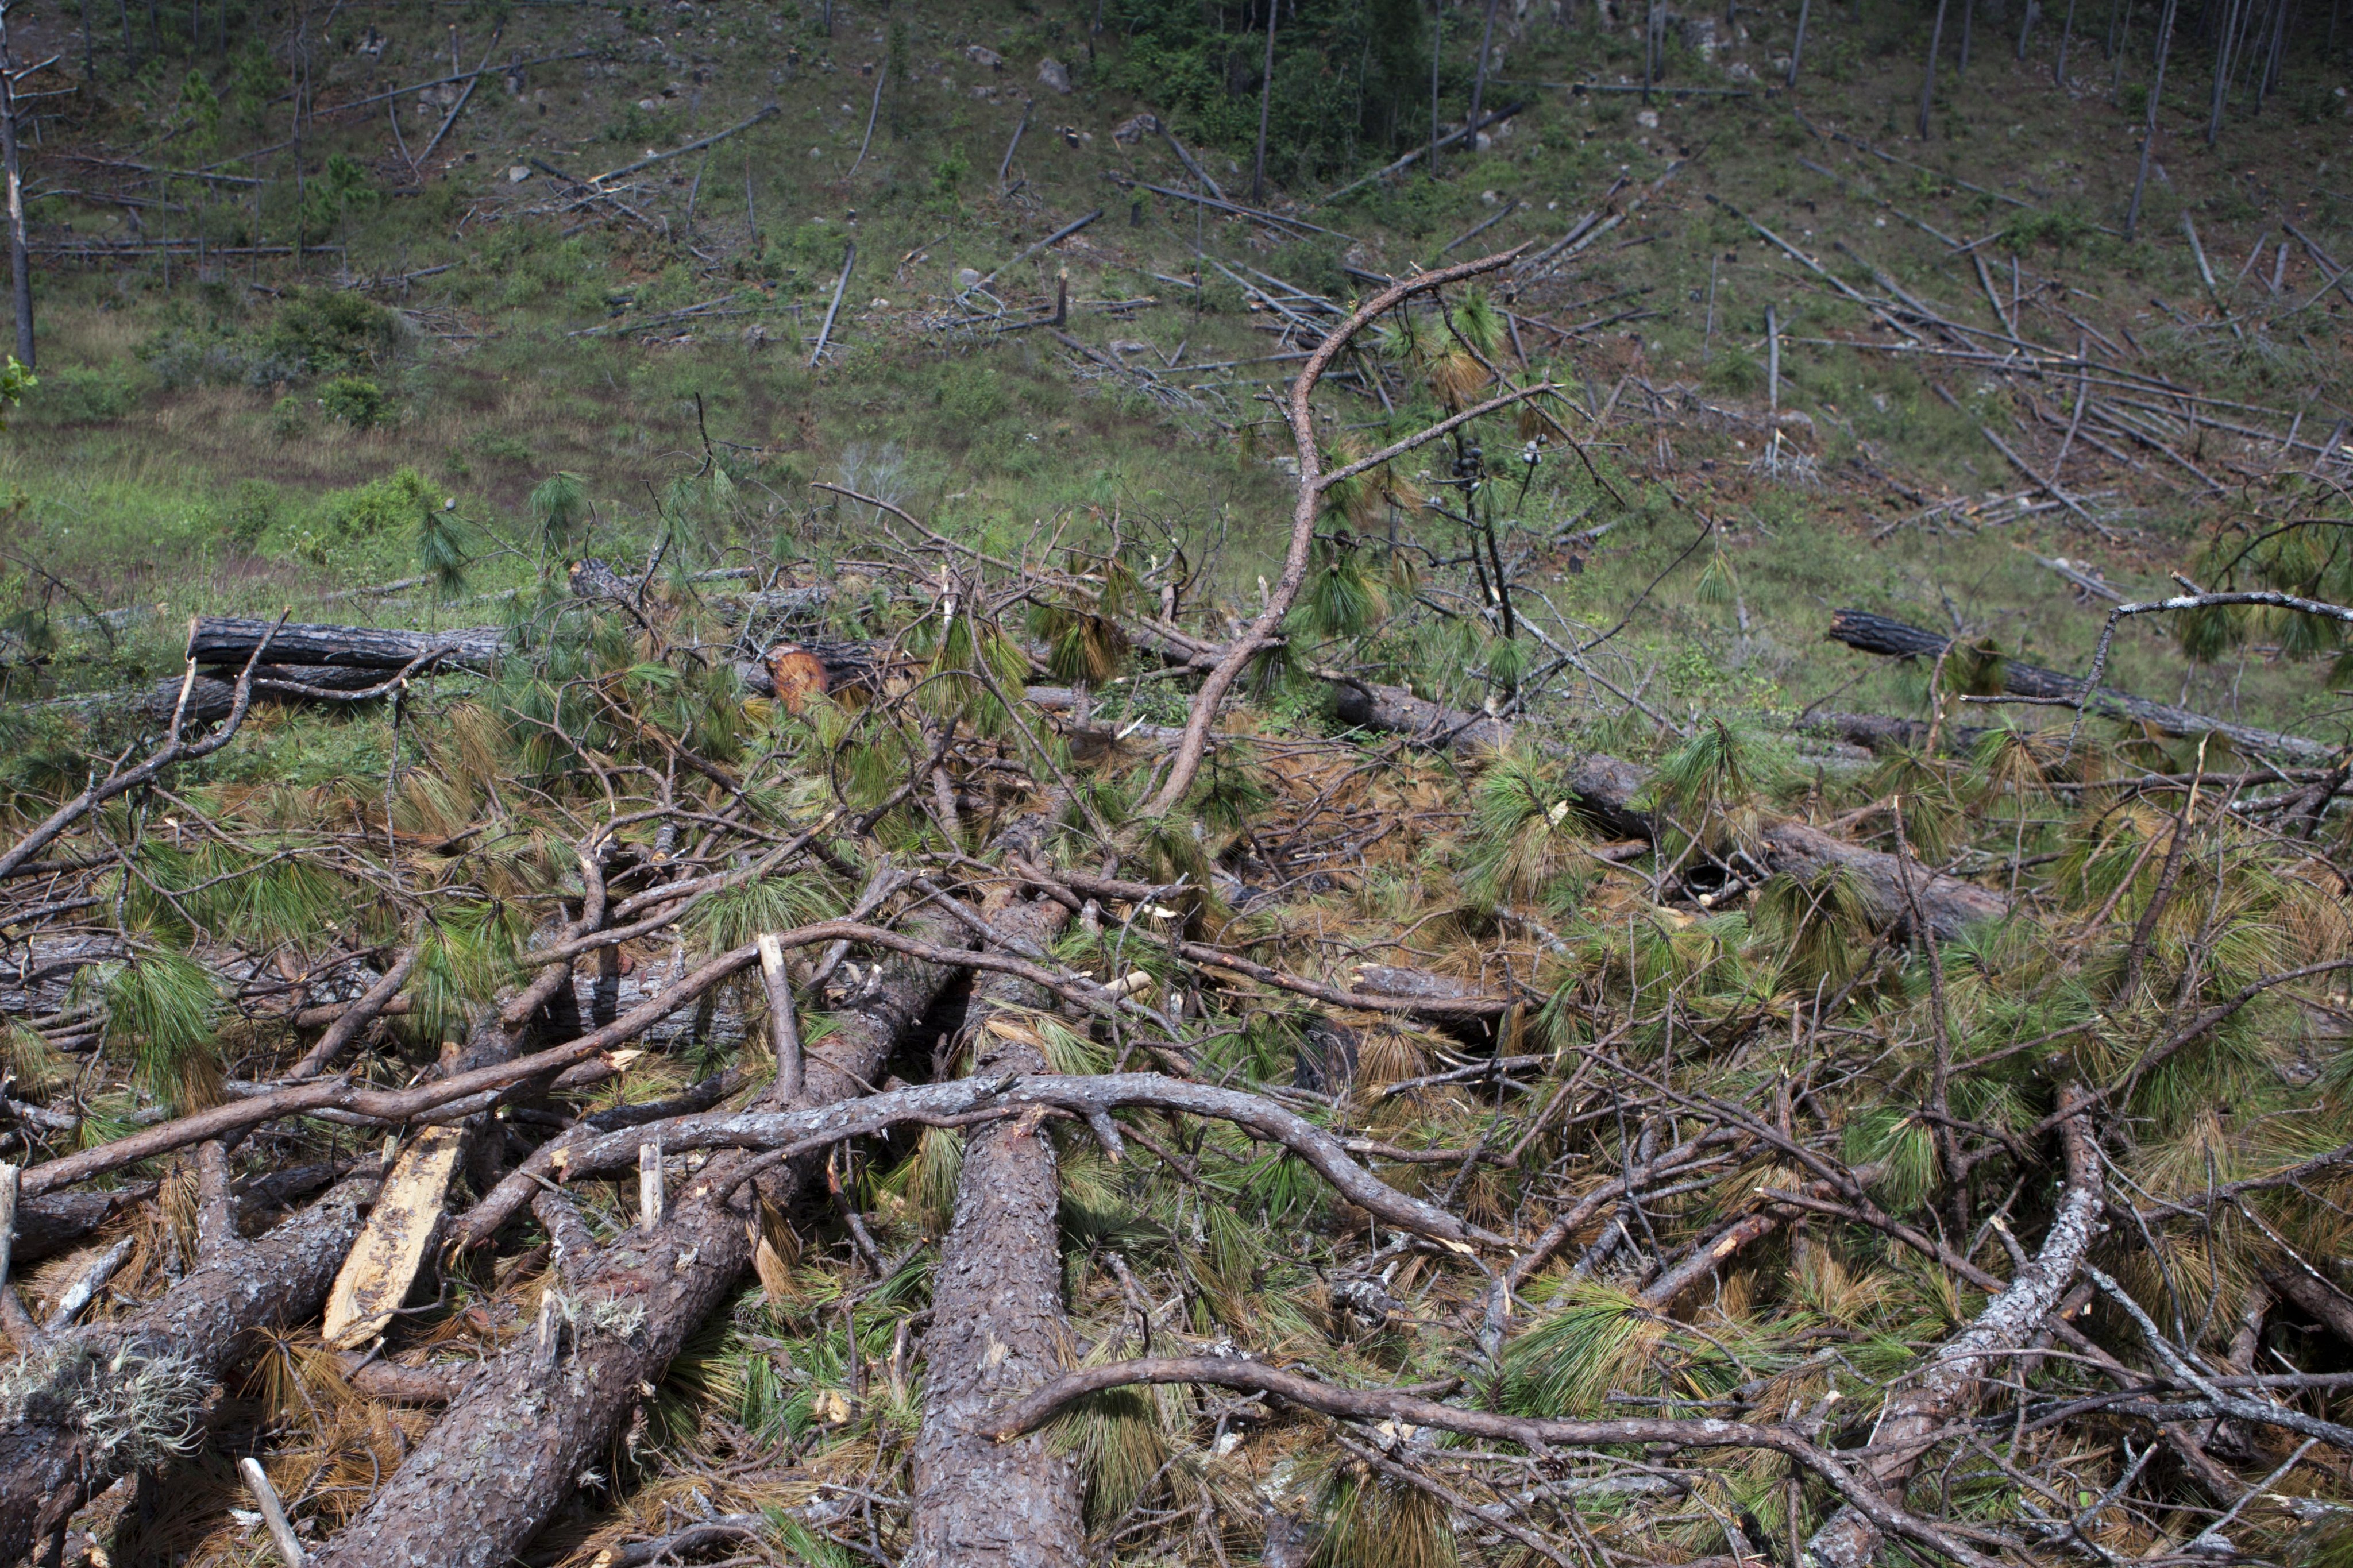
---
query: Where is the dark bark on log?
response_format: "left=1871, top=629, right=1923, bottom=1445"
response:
left=1754, top=818, right=2011, bottom=944
left=152, top=665, right=401, bottom=723
left=340, top=1354, right=469, bottom=1405
left=1328, top=676, right=1515, bottom=754
left=187, top=617, right=509, bottom=674
left=907, top=896, right=1085, bottom=1568
left=1827, top=608, right=2333, bottom=762
left=307, top=920, right=963, bottom=1568
left=8, top=1183, right=153, bottom=1265
left=0, top=1177, right=376, bottom=1563
left=1797, top=710, right=1995, bottom=756
left=2267, top=1266, right=2353, bottom=1350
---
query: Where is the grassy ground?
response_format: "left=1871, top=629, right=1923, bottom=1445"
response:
left=0, top=0, right=2347, bottom=744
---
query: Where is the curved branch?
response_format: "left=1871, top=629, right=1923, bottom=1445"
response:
left=1142, top=246, right=1529, bottom=819
left=0, top=613, right=287, bottom=880
left=981, top=1356, right=2003, bottom=1568
left=448, top=1071, right=1507, bottom=1253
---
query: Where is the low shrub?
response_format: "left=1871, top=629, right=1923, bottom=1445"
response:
left=320, top=376, right=387, bottom=428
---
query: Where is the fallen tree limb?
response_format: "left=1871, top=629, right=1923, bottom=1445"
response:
left=982, top=1357, right=2004, bottom=1568
left=0, top=1176, right=377, bottom=1563
left=308, top=917, right=965, bottom=1568
left=1144, top=248, right=1531, bottom=820
left=452, top=1071, right=1506, bottom=1254
left=1800, top=1090, right=2101, bottom=1568
left=1322, top=677, right=2007, bottom=939
left=585, top=103, right=777, bottom=186
left=186, top=616, right=507, bottom=673
left=1316, top=102, right=1529, bottom=207
left=907, top=897, right=1086, bottom=1567
left=1827, top=607, right=2333, bottom=762
left=0, top=619, right=287, bottom=880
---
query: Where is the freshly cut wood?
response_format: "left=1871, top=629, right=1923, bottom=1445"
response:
left=308, top=918, right=965, bottom=1568
left=0, top=1177, right=376, bottom=1563
left=321, top=1123, right=466, bottom=1349
left=907, top=897, right=1085, bottom=1568
left=187, top=617, right=509, bottom=673
left=1827, top=608, right=2333, bottom=761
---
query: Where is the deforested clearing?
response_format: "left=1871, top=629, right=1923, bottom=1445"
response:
left=1, top=1, right=2352, bottom=1566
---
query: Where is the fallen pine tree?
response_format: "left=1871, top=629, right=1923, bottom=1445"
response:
left=1826, top=606, right=2337, bottom=762
left=3, top=241, right=2352, bottom=1568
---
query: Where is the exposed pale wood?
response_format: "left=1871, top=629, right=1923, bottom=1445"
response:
left=240, top=1456, right=308, bottom=1567
left=637, top=1136, right=665, bottom=1230
left=321, top=1124, right=465, bottom=1349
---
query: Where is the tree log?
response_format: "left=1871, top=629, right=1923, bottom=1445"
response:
left=907, top=896, right=1085, bottom=1568
left=1754, top=818, right=2010, bottom=943
left=151, top=665, right=403, bottom=724
left=2266, top=1266, right=2353, bottom=1351
left=0, top=1176, right=377, bottom=1563
left=1800, top=1093, right=2102, bottom=1568
left=7, top=1184, right=153, bottom=1265
left=307, top=918, right=964, bottom=1568
left=187, top=617, right=510, bottom=673
left=1826, top=608, right=2333, bottom=762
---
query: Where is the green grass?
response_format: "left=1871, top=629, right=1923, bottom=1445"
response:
left=0, top=0, right=2341, bottom=754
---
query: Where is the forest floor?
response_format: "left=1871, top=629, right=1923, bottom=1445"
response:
left=0, top=2, right=2350, bottom=1567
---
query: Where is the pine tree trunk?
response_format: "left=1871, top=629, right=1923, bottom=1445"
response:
left=2125, top=0, right=2178, bottom=235
left=0, top=7, right=35, bottom=370
left=904, top=896, right=1085, bottom=1568
left=1468, top=0, right=1503, bottom=137
left=1251, top=0, right=1277, bottom=202
left=2206, top=0, right=2241, bottom=142
left=0, top=1178, right=377, bottom=1563
left=307, top=921, right=963, bottom=1568
left=1917, top=0, right=1952, bottom=138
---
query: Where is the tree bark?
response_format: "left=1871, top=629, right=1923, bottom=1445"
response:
left=1917, top=0, right=1952, bottom=138
left=1826, top=608, right=2331, bottom=760
left=0, top=1176, right=377, bottom=1563
left=0, top=5, right=34, bottom=370
left=1800, top=1094, right=2101, bottom=1568
left=187, top=616, right=509, bottom=673
left=1251, top=0, right=1276, bottom=204
left=907, top=896, right=1085, bottom=1568
left=1468, top=0, right=1503, bottom=141
left=307, top=919, right=962, bottom=1568
left=8, top=1184, right=153, bottom=1265
left=2124, top=0, right=2178, bottom=237
left=2266, top=1266, right=2353, bottom=1350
